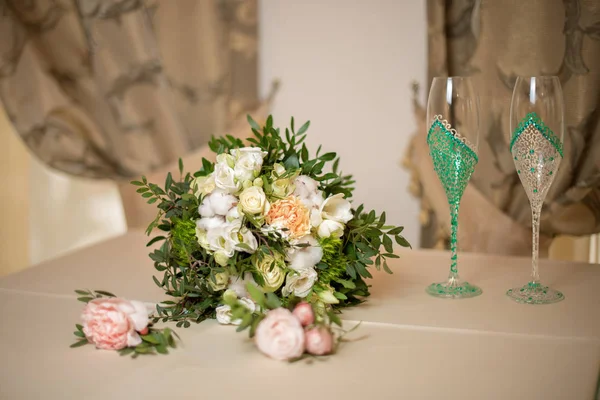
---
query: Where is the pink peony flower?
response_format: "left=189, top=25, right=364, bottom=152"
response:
left=292, top=302, right=314, bottom=326
left=305, top=326, right=334, bottom=356
left=81, top=298, right=149, bottom=350
left=255, top=308, right=305, bottom=361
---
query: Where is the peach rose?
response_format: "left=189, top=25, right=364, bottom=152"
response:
left=305, top=326, right=334, bottom=356
left=255, top=308, right=305, bottom=361
left=81, top=298, right=149, bottom=350
left=265, top=196, right=310, bottom=239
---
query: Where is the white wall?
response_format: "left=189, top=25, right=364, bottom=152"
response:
left=259, top=0, right=426, bottom=247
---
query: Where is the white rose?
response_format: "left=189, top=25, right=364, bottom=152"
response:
left=227, top=272, right=257, bottom=298
left=193, top=175, right=216, bottom=197
left=198, top=191, right=237, bottom=217
left=317, top=219, right=345, bottom=238
left=209, top=271, right=229, bottom=291
left=232, top=147, right=266, bottom=182
left=215, top=297, right=256, bottom=326
left=214, top=163, right=240, bottom=194
left=282, top=268, right=318, bottom=298
left=238, top=297, right=257, bottom=314
left=255, top=308, right=305, bottom=361
left=223, top=220, right=258, bottom=254
left=321, top=193, right=353, bottom=223
left=216, top=305, right=234, bottom=325
left=239, top=186, right=269, bottom=215
left=207, top=226, right=235, bottom=260
left=287, top=235, right=323, bottom=270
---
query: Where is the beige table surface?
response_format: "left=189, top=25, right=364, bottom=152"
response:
left=1, top=230, right=599, bottom=399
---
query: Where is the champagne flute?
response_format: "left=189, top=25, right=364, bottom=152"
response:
left=425, top=76, right=482, bottom=299
left=507, top=76, right=565, bottom=304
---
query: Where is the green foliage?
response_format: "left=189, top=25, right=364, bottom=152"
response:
left=170, top=217, right=200, bottom=264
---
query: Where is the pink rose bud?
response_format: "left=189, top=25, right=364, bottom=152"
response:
left=81, top=298, right=149, bottom=350
left=292, top=302, right=314, bottom=326
left=255, top=308, right=305, bottom=361
left=139, top=327, right=149, bottom=335
left=305, top=326, right=334, bottom=356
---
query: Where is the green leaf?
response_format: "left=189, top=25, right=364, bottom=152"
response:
left=387, top=226, right=404, bottom=235
left=265, top=292, right=282, bottom=310
left=70, top=339, right=89, bottom=348
left=395, top=236, right=411, bottom=248
left=247, top=115, right=261, bottom=131
left=165, top=172, right=173, bottom=192
left=178, top=158, right=184, bottom=176
left=319, top=152, right=336, bottom=161
left=141, top=334, right=161, bottom=345
left=118, top=347, right=135, bottom=356
left=283, top=153, right=300, bottom=170
left=142, top=192, right=153, bottom=198
left=146, top=236, right=166, bottom=247
left=383, top=235, right=394, bottom=253
left=77, top=297, right=93, bottom=303
left=246, top=283, right=266, bottom=308
left=131, top=180, right=144, bottom=186
left=382, top=260, right=393, bottom=274
left=297, top=120, right=310, bottom=135
left=94, top=290, right=116, bottom=297
left=136, top=187, right=149, bottom=193
left=75, top=324, right=84, bottom=331
left=73, top=330, right=85, bottom=338
left=74, top=290, right=89, bottom=296
left=335, top=279, right=356, bottom=289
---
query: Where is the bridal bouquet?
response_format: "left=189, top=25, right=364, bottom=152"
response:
left=72, top=116, right=409, bottom=360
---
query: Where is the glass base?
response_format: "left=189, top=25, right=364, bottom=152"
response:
left=506, top=282, right=564, bottom=305
left=426, top=280, right=482, bottom=299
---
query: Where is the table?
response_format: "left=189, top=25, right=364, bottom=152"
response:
left=1, top=231, right=599, bottom=399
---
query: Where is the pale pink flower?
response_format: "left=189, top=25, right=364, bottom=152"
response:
left=292, top=302, right=314, bottom=326
left=255, top=308, right=305, bottom=361
left=305, top=326, right=334, bottom=356
left=81, top=298, right=149, bottom=350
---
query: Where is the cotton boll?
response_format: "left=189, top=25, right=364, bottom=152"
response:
left=197, top=216, right=225, bottom=231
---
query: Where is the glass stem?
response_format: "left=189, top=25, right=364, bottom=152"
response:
left=530, top=203, right=542, bottom=284
left=448, top=202, right=460, bottom=282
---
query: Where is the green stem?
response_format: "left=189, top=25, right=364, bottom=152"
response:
left=448, top=202, right=460, bottom=281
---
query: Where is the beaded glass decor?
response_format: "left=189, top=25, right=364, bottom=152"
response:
left=425, top=115, right=482, bottom=299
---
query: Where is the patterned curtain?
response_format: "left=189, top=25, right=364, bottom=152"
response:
left=0, top=0, right=259, bottom=179
left=406, top=0, right=600, bottom=254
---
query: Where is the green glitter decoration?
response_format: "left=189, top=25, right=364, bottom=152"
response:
left=427, top=116, right=478, bottom=275
left=510, top=112, right=563, bottom=157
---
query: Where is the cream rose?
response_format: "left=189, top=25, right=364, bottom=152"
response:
left=282, top=268, right=317, bottom=298
left=317, top=219, right=345, bottom=238
left=209, top=271, right=229, bottom=291
left=265, top=196, right=311, bottom=239
left=232, top=147, right=267, bottom=182
left=256, top=254, right=285, bottom=292
left=271, top=163, right=295, bottom=198
left=239, top=186, right=269, bottom=215
left=193, top=175, right=216, bottom=197
left=81, top=298, right=149, bottom=350
left=321, top=193, right=353, bottom=223
left=255, top=308, right=305, bottom=361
